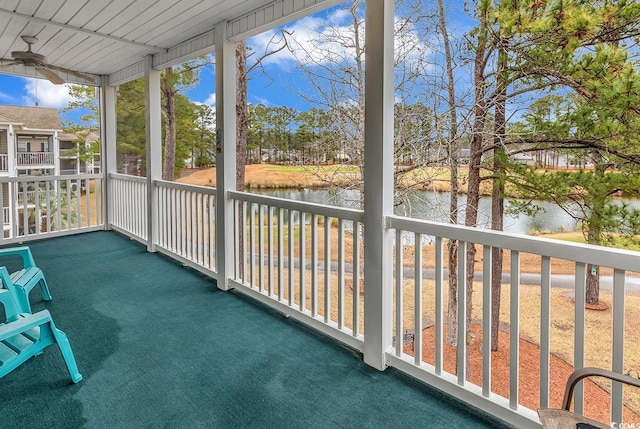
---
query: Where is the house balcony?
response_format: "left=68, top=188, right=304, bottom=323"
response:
left=1, top=173, right=639, bottom=428
left=16, top=151, right=54, bottom=167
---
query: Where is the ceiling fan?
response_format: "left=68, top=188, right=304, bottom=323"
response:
left=0, top=35, right=94, bottom=84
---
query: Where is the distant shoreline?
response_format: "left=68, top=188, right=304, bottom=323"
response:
left=178, top=163, right=640, bottom=199
left=178, top=163, right=494, bottom=194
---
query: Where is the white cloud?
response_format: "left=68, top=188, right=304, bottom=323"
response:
left=22, top=78, right=76, bottom=108
left=204, top=92, right=216, bottom=107
left=193, top=92, right=216, bottom=108
left=247, top=11, right=355, bottom=69
left=203, top=92, right=216, bottom=107
left=196, top=93, right=275, bottom=110
left=326, top=7, right=351, bottom=23
left=247, top=7, right=431, bottom=72
left=251, top=96, right=273, bottom=107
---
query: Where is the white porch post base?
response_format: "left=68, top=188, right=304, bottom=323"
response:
left=363, top=0, right=395, bottom=370
left=100, top=85, right=117, bottom=230
left=145, top=55, right=162, bottom=252
left=215, top=22, right=237, bottom=291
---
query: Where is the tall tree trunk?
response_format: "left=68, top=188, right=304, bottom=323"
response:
left=437, top=0, right=460, bottom=346
left=586, top=218, right=602, bottom=304
left=350, top=1, right=366, bottom=209
left=236, top=41, right=248, bottom=192
left=236, top=41, right=248, bottom=280
left=231, top=34, right=290, bottom=281
left=464, top=4, right=490, bottom=381
left=490, top=185, right=504, bottom=352
left=585, top=152, right=604, bottom=305
left=235, top=34, right=287, bottom=281
left=490, top=44, right=508, bottom=351
left=464, top=130, right=482, bottom=381
left=586, top=260, right=600, bottom=305
left=162, top=67, right=177, bottom=181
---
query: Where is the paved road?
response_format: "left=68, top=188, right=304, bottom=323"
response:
left=400, top=267, right=640, bottom=293
left=467, top=270, right=639, bottom=292
left=253, top=256, right=640, bottom=293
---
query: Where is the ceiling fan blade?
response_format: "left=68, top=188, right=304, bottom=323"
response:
left=35, top=66, right=65, bottom=85
left=0, top=61, right=21, bottom=69
left=48, top=64, right=95, bottom=83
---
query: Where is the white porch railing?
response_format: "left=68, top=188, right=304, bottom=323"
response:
left=16, top=151, right=54, bottom=166
left=110, top=173, right=147, bottom=241
left=387, top=215, right=640, bottom=427
left=0, top=154, right=8, bottom=172
left=228, top=191, right=365, bottom=351
left=155, top=179, right=216, bottom=274
left=107, top=173, right=640, bottom=428
left=0, top=174, right=103, bottom=243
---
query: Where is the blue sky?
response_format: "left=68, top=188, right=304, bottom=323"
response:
left=0, top=58, right=298, bottom=124
left=0, top=6, right=343, bottom=124
left=0, top=61, right=300, bottom=123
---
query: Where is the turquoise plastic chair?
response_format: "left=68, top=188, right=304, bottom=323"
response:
left=0, top=246, right=51, bottom=313
left=0, top=268, right=81, bottom=383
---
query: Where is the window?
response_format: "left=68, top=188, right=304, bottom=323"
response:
left=17, top=141, right=30, bottom=152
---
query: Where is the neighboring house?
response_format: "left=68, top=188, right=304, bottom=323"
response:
left=511, top=152, right=536, bottom=166
left=58, top=130, right=101, bottom=175
left=0, top=105, right=62, bottom=177
left=0, top=105, right=98, bottom=236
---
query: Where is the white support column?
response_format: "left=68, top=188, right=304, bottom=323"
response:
left=100, top=85, right=117, bottom=229
left=7, top=124, right=15, bottom=237
left=145, top=55, right=162, bottom=252
left=7, top=124, right=15, bottom=176
left=363, top=0, right=395, bottom=370
left=214, top=24, right=237, bottom=291
left=53, top=131, right=60, bottom=175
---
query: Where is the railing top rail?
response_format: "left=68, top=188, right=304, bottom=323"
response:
left=388, top=214, right=640, bottom=272
left=229, top=190, right=364, bottom=222
left=0, top=173, right=102, bottom=183
left=110, top=172, right=147, bottom=183
left=154, top=179, right=217, bottom=196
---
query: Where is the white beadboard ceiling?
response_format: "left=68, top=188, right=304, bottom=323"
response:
left=0, top=0, right=336, bottom=86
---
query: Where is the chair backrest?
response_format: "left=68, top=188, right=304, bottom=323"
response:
left=0, top=288, right=20, bottom=322
left=0, top=267, right=21, bottom=319
left=0, top=246, right=37, bottom=269
left=0, top=287, right=82, bottom=383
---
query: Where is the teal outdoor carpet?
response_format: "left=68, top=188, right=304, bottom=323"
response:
left=0, top=231, right=511, bottom=428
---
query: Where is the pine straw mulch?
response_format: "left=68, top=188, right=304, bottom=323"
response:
left=404, top=323, right=640, bottom=425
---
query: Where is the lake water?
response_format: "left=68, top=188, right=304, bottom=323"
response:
left=254, top=188, right=640, bottom=236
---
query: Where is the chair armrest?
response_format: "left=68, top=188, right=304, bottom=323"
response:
left=0, top=310, right=52, bottom=341
left=562, top=367, right=640, bottom=410
left=0, top=247, right=36, bottom=268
